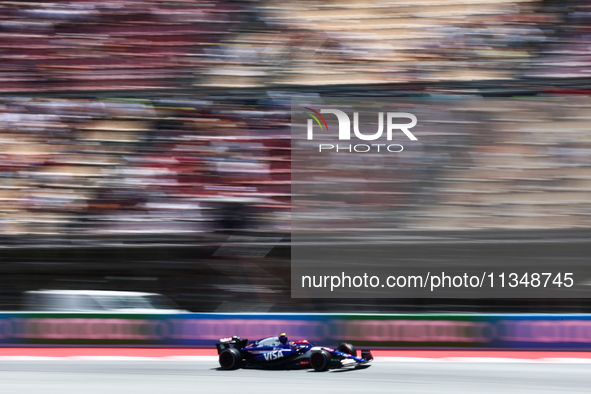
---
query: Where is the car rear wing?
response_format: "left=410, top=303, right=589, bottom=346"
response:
left=216, top=336, right=248, bottom=354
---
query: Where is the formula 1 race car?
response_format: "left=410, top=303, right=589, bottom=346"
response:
left=215, top=333, right=373, bottom=371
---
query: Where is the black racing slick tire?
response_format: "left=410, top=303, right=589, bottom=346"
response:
left=337, top=343, right=357, bottom=357
left=219, top=347, right=242, bottom=370
left=310, top=350, right=331, bottom=371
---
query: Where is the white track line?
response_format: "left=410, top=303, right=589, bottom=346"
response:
left=378, top=357, right=591, bottom=363
left=0, top=356, right=590, bottom=363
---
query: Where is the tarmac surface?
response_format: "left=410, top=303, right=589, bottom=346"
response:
left=0, top=359, right=589, bottom=394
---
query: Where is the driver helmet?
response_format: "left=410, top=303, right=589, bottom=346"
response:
left=279, top=333, right=288, bottom=345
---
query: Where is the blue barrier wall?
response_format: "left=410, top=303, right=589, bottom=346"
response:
left=1, top=313, right=591, bottom=350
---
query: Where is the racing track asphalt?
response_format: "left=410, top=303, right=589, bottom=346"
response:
left=0, top=360, right=589, bottom=393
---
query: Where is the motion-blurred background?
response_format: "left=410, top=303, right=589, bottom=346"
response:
left=0, top=0, right=590, bottom=313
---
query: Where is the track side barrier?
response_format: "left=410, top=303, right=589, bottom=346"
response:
left=0, top=313, right=590, bottom=350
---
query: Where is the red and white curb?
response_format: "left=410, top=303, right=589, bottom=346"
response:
left=1, top=349, right=591, bottom=363
left=377, top=357, right=591, bottom=364
left=0, top=356, right=221, bottom=361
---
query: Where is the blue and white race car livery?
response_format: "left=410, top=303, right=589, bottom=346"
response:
left=216, top=333, right=373, bottom=371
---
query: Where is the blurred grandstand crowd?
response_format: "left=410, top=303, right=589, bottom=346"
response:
left=294, top=98, right=591, bottom=232
left=0, top=0, right=589, bottom=311
left=0, top=0, right=589, bottom=237
left=0, top=0, right=567, bottom=90
left=0, top=96, right=290, bottom=237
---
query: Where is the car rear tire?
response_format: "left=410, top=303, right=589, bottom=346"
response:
left=310, top=350, right=330, bottom=371
left=219, top=347, right=242, bottom=370
left=337, top=342, right=357, bottom=357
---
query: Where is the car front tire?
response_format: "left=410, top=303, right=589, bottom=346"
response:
left=310, top=350, right=331, bottom=372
